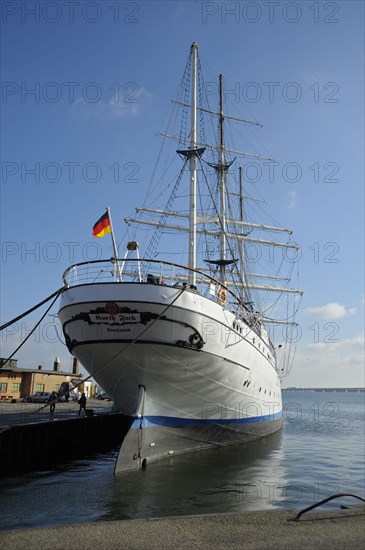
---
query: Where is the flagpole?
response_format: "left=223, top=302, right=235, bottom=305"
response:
left=107, top=207, right=122, bottom=282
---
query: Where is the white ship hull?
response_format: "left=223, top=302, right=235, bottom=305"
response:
left=59, top=281, right=283, bottom=471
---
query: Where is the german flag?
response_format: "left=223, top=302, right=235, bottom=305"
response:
left=92, top=211, right=111, bottom=238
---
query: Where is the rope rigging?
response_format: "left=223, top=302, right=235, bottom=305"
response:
left=0, top=287, right=65, bottom=369
left=141, top=157, right=188, bottom=271
left=0, top=286, right=66, bottom=332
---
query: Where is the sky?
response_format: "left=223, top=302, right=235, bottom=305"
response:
left=1, top=0, right=364, bottom=388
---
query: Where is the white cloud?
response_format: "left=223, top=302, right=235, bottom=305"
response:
left=305, top=333, right=364, bottom=351
left=286, top=190, right=297, bottom=209
left=304, top=302, right=357, bottom=319
left=284, top=333, right=365, bottom=387
left=72, top=86, right=151, bottom=119
left=107, top=86, right=150, bottom=118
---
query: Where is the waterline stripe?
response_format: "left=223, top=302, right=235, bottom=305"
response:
left=131, top=410, right=282, bottom=428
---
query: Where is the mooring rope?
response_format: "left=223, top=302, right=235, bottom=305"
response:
left=0, top=286, right=66, bottom=332
left=0, top=288, right=65, bottom=370
left=26, top=284, right=189, bottom=417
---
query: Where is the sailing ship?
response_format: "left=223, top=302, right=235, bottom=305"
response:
left=58, top=43, right=302, bottom=473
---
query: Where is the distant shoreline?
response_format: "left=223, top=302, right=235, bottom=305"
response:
left=282, top=387, right=364, bottom=392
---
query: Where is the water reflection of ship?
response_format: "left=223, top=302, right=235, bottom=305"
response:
left=101, top=431, right=287, bottom=520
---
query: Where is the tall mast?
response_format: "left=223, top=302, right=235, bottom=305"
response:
left=239, top=167, right=243, bottom=223
left=188, top=42, right=198, bottom=286
left=239, top=166, right=245, bottom=294
left=219, top=74, right=226, bottom=284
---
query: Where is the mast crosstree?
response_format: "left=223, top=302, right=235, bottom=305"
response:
left=125, top=42, right=302, bottom=347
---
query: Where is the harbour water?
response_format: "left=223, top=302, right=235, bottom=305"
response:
left=0, top=391, right=364, bottom=531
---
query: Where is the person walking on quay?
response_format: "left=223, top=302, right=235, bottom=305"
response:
left=49, top=391, right=57, bottom=415
left=78, top=392, right=87, bottom=416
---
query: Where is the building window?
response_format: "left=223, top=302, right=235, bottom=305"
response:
left=0, top=358, right=17, bottom=369
left=0, top=382, right=8, bottom=392
left=12, top=383, right=21, bottom=391
left=36, top=384, right=45, bottom=392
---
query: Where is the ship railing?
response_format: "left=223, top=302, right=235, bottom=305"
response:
left=63, top=258, right=251, bottom=314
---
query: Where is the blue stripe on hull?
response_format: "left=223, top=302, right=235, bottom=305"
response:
left=131, top=410, right=282, bottom=429
left=115, top=414, right=283, bottom=472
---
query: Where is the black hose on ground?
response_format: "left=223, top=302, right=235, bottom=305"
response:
left=294, top=493, right=365, bottom=520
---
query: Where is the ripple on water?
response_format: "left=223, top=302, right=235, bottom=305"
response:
left=0, top=392, right=363, bottom=530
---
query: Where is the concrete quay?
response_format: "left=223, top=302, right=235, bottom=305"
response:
left=1, top=508, right=364, bottom=549
left=0, top=399, right=130, bottom=473
left=0, top=398, right=113, bottom=429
